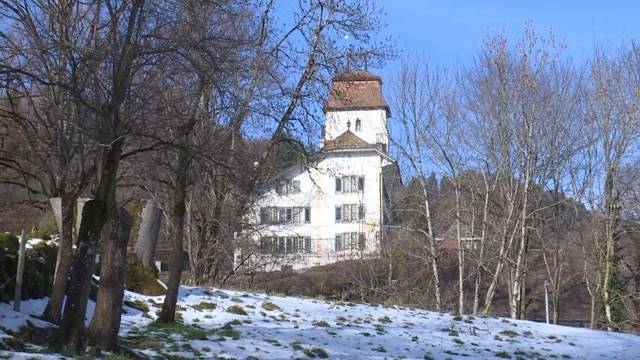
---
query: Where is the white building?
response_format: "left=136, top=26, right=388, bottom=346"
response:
left=237, top=71, right=401, bottom=271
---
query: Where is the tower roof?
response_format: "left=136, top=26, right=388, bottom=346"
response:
left=324, top=71, right=390, bottom=116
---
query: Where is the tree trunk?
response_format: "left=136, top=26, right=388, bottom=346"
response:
left=50, top=139, right=123, bottom=351
left=473, top=175, right=490, bottom=315
left=455, top=184, right=464, bottom=314
left=159, top=150, right=189, bottom=322
left=43, top=195, right=76, bottom=323
left=512, top=160, right=532, bottom=319
left=88, top=207, right=132, bottom=352
left=602, top=167, right=617, bottom=331
left=134, top=199, right=162, bottom=268
left=50, top=199, right=107, bottom=351
left=418, top=178, right=441, bottom=311
left=483, top=203, right=519, bottom=314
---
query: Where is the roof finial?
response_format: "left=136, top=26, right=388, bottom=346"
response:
left=347, top=120, right=351, bottom=130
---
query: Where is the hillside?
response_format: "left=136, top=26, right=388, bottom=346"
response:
left=1, top=286, right=639, bottom=359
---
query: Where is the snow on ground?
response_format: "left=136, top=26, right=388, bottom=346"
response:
left=1, top=286, right=640, bottom=359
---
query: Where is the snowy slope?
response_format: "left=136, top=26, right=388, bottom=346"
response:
left=1, top=286, right=639, bottom=359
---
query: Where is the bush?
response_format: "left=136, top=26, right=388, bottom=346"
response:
left=0, top=239, right=57, bottom=302
left=31, top=212, right=58, bottom=240
left=125, top=258, right=165, bottom=296
left=0, top=232, right=19, bottom=252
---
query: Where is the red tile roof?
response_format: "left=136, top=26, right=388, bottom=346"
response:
left=322, top=130, right=375, bottom=151
left=324, top=71, right=390, bottom=115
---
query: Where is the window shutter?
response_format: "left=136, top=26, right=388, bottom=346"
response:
left=277, top=237, right=285, bottom=254
left=305, top=207, right=311, bottom=223
left=260, top=208, right=268, bottom=224
left=335, top=206, right=342, bottom=222
left=358, top=177, right=364, bottom=191
left=359, top=233, right=366, bottom=250
left=305, top=237, right=311, bottom=253
left=358, top=205, right=364, bottom=220
left=335, top=234, right=342, bottom=251
left=286, top=237, right=293, bottom=254
left=292, top=180, right=300, bottom=193
left=335, top=178, right=341, bottom=192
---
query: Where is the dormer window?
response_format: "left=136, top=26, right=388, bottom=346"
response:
left=355, top=119, right=362, bottom=131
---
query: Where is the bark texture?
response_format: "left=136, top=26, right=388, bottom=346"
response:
left=88, top=207, right=132, bottom=351
left=42, top=195, right=75, bottom=323
left=134, top=199, right=162, bottom=268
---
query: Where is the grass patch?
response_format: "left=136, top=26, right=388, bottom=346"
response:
left=212, top=325, right=241, bottom=340
left=265, top=338, right=281, bottom=346
left=192, top=302, right=217, bottom=311
left=312, top=320, right=330, bottom=327
left=123, top=299, right=149, bottom=313
left=499, top=330, right=519, bottom=338
left=448, top=329, right=459, bottom=337
left=226, top=305, right=248, bottom=315
left=378, top=315, right=393, bottom=323
left=372, top=346, right=386, bottom=353
left=452, top=337, right=464, bottom=345
left=148, top=321, right=208, bottom=340
left=304, top=347, right=329, bottom=358
left=495, top=350, right=511, bottom=358
left=292, top=341, right=304, bottom=350
left=261, top=301, right=281, bottom=311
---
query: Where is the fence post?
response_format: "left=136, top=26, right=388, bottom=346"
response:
left=14, top=229, right=28, bottom=312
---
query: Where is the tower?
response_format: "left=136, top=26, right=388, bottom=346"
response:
left=322, top=71, right=390, bottom=152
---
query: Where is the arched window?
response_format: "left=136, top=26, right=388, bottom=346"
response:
left=355, top=119, right=362, bottom=131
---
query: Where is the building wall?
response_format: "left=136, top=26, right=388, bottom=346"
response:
left=324, top=109, right=388, bottom=146
left=242, top=150, right=390, bottom=270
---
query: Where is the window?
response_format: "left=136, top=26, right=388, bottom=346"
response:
left=260, top=236, right=312, bottom=254
left=335, top=204, right=364, bottom=223
left=335, top=176, right=364, bottom=193
left=260, top=207, right=311, bottom=224
left=335, top=233, right=366, bottom=251
left=276, top=179, right=301, bottom=194
left=355, top=119, right=362, bottom=131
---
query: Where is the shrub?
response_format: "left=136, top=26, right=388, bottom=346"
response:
left=125, top=258, right=165, bottom=296
left=378, top=315, right=392, bottom=323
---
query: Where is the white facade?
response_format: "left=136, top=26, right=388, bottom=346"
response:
left=323, top=109, right=389, bottom=146
left=236, top=73, right=398, bottom=271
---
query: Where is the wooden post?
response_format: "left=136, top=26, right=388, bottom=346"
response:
left=14, top=229, right=27, bottom=312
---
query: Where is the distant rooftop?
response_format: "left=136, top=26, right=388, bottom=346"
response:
left=324, top=70, right=390, bottom=116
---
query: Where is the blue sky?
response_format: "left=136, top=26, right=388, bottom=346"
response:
left=374, top=0, right=640, bottom=79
